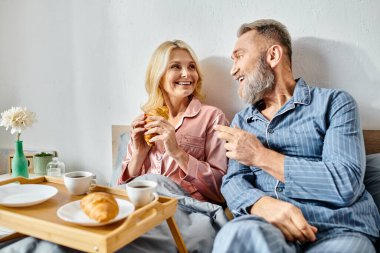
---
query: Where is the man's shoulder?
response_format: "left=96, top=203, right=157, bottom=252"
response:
left=297, top=79, right=354, bottom=101
left=309, top=86, right=356, bottom=103
left=231, top=106, right=254, bottom=125
left=234, top=105, right=253, bottom=117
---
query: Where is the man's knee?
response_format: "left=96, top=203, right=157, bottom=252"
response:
left=213, top=215, right=283, bottom=253
left=223, top=216, right=267, bottom=235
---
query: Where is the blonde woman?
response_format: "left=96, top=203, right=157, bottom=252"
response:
left=118, top=40, right=228, bottom=205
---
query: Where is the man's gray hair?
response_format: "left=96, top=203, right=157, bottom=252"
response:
left=238, top=19, right=292, bottom=64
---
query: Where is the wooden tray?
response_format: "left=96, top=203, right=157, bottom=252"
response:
left=0, top=176, right=187, bottom=253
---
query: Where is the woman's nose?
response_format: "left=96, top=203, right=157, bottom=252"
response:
left=181, top=68, right=189, bottom=78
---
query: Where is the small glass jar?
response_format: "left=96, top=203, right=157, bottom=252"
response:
left=46, top=157, right=65, bottom=177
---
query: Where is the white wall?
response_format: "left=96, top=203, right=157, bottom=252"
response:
left=0, top=0, right=379, bottom=185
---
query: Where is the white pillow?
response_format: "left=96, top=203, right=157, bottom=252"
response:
left=109, top=132, right=130, bottom=187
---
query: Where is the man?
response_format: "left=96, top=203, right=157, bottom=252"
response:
left=212, top=19, right=380, bottom=253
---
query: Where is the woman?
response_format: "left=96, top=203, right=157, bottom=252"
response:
left=118, top=40, right=228, bottom=205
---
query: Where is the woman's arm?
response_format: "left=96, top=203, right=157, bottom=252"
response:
left=179, top=112, right=229, bottom=203
left=118, top=114, right=151, bottom=184
left=144, top=110, right=229, bottom=203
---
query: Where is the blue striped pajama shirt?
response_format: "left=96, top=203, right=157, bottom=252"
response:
left=218, top=78, right=379, bottom=251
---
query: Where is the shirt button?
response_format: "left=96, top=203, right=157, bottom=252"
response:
left=268, top=128, right=274, bottom=134
left=276, top=187, right=283, bottom=192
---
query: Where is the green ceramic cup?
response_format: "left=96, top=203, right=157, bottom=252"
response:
left=33, top=154, right=54, bottom=175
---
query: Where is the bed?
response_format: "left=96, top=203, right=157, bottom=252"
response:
left=363, top=130, right=380, bottom=154
left=363, top=130, right=380, bottom=252
left=0, top=129, right=378, bottom=252
left=111, top=128, right=380, bottom=251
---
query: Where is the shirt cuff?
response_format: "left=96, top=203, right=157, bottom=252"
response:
left=117, top=161, right=144, bottom=185
left=283, top=156, right=297, bottom=195
left=230, top=190, right=267, bottom=217
left=179, top=154, right=197, bottom=182
left=118, top=175, right=137, bottom=185
left=241, top=194, right=266, bottom=215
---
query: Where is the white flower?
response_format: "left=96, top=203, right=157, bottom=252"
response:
left=0, top=107, right=37, bottom=136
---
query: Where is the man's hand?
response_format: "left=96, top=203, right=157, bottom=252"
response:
left=251, top=196, right=318, bottom=243
left=213, top=124, right=265, bottom=166
left=214, top=124, right=285, bottom=181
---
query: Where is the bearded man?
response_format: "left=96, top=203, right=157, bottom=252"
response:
left=213, top=19, right=380, bottom=253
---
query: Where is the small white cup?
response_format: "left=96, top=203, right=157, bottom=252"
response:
left=63, top=171, right=96, bottom=195
left=126, top=180, right=158, bottom=208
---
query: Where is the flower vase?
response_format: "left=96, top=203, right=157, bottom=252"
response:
left=12, top=140, right=29, bottom=178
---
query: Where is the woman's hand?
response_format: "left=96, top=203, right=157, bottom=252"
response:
left=130, top=114, right=151, bottom=155
left=144, top=116, right=182, bottom=158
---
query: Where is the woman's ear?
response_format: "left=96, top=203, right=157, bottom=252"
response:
left=266, top=45, right=283, bottom=68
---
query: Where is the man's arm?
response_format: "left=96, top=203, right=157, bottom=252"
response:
left=218, top=122, right=318, bottom=243
left=216, top=91, right=365, bottom=207
left=215, top=124, right=286, bottom=181
left=221, top=157, right=267, bottom=215
left=283, top=91, right=365, bottom=206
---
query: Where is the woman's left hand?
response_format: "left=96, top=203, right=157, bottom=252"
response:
left=144, top=116, right=182, bottom=158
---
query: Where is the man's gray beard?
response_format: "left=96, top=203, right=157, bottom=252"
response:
left=241, top=55, right=275, bottom=104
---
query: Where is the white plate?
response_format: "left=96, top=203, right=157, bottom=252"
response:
left=0, top=184, right=58, bottom=207
left=57, top=198, right=135, bottom=227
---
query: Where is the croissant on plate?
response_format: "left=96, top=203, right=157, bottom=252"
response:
left=144, top=106, right=169, bottom=146
left=80, top=192, right=119, bottom=222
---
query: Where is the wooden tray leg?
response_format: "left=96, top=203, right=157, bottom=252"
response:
left=166, top=216, right=188, bottom=253
left=0, top=232, right=27, bottom=243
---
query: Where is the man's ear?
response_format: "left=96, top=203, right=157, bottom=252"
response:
left=266, top=45, right=283, bottom=68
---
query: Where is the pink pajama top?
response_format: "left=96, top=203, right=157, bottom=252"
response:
left=118, top=98, right=229, bottom=204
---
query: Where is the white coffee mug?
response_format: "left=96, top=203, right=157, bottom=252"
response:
left=63, top=171, right=96, bottom=195
left=126, top=180, right=158, bottom=208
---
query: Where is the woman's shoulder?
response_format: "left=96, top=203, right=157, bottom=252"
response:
left=188, top=98, right=228, bottom=124
left=199, top=103, right=226, bottom=117
left=200, top=103, right=224, bottom=113
left=197, top=103, right=229, bottom=126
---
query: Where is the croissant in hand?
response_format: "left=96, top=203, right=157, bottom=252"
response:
left=80, top=192, right=119, bottom=222
left=144, top=106, right=169, bottom=146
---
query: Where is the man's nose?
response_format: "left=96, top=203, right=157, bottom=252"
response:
left=230, top=63, right=238, bottom=77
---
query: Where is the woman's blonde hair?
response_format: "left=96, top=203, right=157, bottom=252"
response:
left=141, top=40, right=204, bottom=113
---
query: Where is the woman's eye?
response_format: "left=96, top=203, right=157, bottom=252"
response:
left=189, top=64, right=196, bottom=70
left=170, top=64, right=181, bottom=69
